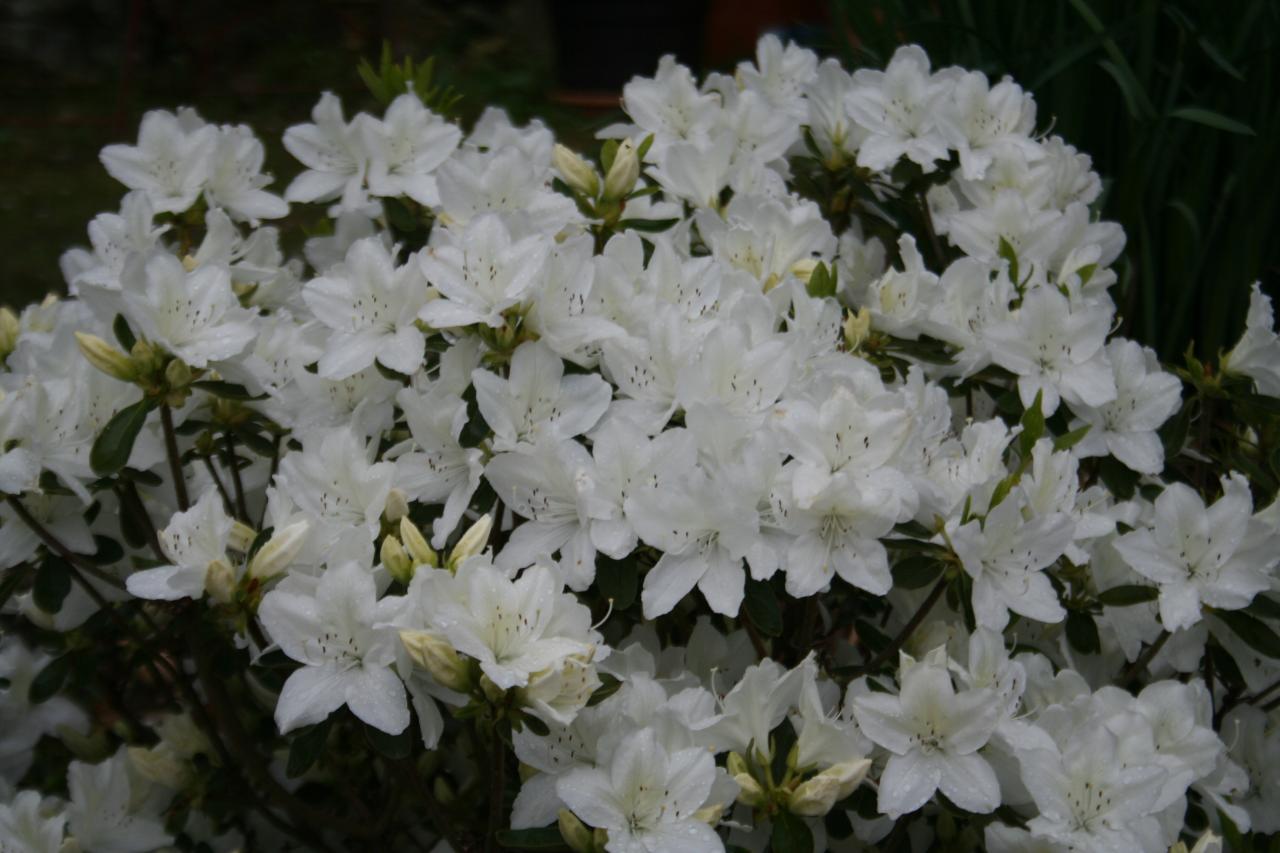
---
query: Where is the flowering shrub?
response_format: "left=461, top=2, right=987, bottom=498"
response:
left=2, top=35, right=1280, bottom=853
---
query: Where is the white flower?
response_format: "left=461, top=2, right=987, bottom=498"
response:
left=405, top=560, right=601, bottom=692
left=557, top=727, right=723, bottom=853
left=126, top=489, right=233, bottom=601
left=121, top=255, right=256, bottom=368
left=65, top=749, right=173, bottom=853
left=99, top=109, right=217, bottom=214
left=303, top=237, right=431, bottom=379
left=473, top=340, right=612, bottom=451
left=1073, top=339, right=1183, bottom=475
left=851, top=656, right=1002, bottom=818
left=418, top=214, right=549, bottom=329
left=0, top=790, right=65, bottom=853
left=204, top=124, right=288, bottom=223
left=704, top=656, right=811, bottom=757
left=846, top=45, right=952, bottom=172
left=985, top=285, right=1116, bottom=415
left=258, top=561, right=409, bottom=734
left=363, top=92, right=462, bottom=205
left=1, top=639, right=89, bottom=782
left=392, top=386, right=484, bottom=550
left=1019, top=729, right=1166, bottom=852
left=949, top=496, right=1073, bottom=631
left=272, top=427, right=396, bottom=542
left=283, top=92, right=371, bottom=211
left=1224, top=282, right=1280, bottom=396
left=1112, top=474, right=1275, bottom=632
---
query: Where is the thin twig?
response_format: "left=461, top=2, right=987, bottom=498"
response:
left=223, top=433, right=250, bottom=522
left=1122, top=630, right=1171, bottom=687
left=851, top=577, right=949, bottom=678
left=160, top=404, right=189, bottom=511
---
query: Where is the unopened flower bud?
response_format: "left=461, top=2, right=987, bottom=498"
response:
left=790, top=258, right=819, bottom=284
left=181, top=254, right=199, bottom=272
left=726, top=751, right=749, bottom=777
left=558, top=809, right=597, bottom=853
left=448, top=514, right=492, bottom=571
left=400, top=630, right=471, bottom=692
left=693, top=803, right=725, bottom=825
left=228, top=521, right=256, bottom=553
left=249, top=520, right=310, bottom=580
left=553, top=144, right=600, bottom=198
left=602, top=139, right=639, bottom=202
left=400, top=517, right=438, bottom=567
left=842, top=307, right=872, bottom=352
left=205, top=558, right=236, bottom=604
left=75, top=332, right=135, bottom=381
left=733, top=772, right=766, bottom=808
left=164, top=358, right=192, bottom=389
left=381, top=535, right=414, bottom=584
left=786, top=758, right=871, bottom=816
left=384, top=488, right=410, bottom=522
left=128, top=745, right=189, bottom=789
left=0, top=307, right=20, bottom=360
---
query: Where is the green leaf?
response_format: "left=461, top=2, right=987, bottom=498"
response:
left=596, top=556, right=637, bottom=611
left=90, top=399, right=156, bottom=476
left=587, top=673, right=622, bottom=707
left=383, top=196, right=420, bottom=233
left=363, top=721, right=412, bottom=760
left=744, top=579, right=783, bottom=637
left=33, top=556, right=72, bottom=614
left=1214, top=609, right=1280, bottom=659
left=190, top=380, right=265, bottom=401
left=112, top=314, right=136, bottom=351
left=89, top=535, right=124, bottom=565
left=805, top=261, right=837, bottom=299
left=1247, top=595, right=1280, bottom=621
left=1096, top=585, right=1159, bottom=607
left=1065, top=611, right=1101, bottom=655
left=615, top=218, right=680, bottom=233
left=495, top=827, right=569, bottom=850
left=1018, top=390, right=1046, bottom=459
left=0, top=566, right=28, bottom=612
left=997, top=236, right=1020, bottom=285
left=635, top=134, right=655, bottom=161
left=1052, top=424, right=1091, bottom=452
left=600, top=139, right=619, bottom=174
left=286, top=717, right=332, bottom=778
left=771, top=810, right=814, bottom=853
left=891, top=555, right=944, bottom=590
left=520, top=713, right=550, bottom=737
left=28, top=653, right=72, bottom=704
left=1168, top=106, right=1255, bottom=136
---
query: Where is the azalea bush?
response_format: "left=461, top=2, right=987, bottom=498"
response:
left=3, top=35, right=1280, bottom=853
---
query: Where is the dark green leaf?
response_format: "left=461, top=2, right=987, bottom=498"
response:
left=891, top=555, right=944, bottom=590
left=521, top=713, right=550, bottom=737
left=1065, top=610, right=1101, bottom=655
left=1168, top=106, right=1255, bottom=136
left=1214, top=609, right=1280, bottom=659
left=286, top=717, right=332, bottom=778
left=112, top=314, right=136, bottom=351
left=600, top=139, right=619, bottom=173
left=744, top=579, right=783, bottom=637
left=90, top=399, right=156, bottom=476
left=805, top=261, right=837, bottom=299
left=1097, top=585, right=1159, bottom=607
left=495, top=827, right=568, bottom=850
left=1247, top=596, right=1280, bottom=621
left=89, top=535, right=124, bottom=565
left=615, top=218, right=680, bottom=233
left=771, top=810, right=814, bottom=853
left=1052, top=424, right=1091, bottom=452
left=596, top=556, right=637, bottom=611
left=33, top=556, right=72, bottom=614
left=383, top=196, right=420, bottom=233
left=0, top=566, right=28, bottom=612
left=1018, top=390, right=1046, bottom=459
left=363, top=721, right=412, bottom=760
left=190, top=381, right=265, bottom=402
left=28, top=654, right=72, bottom=704
left=587, top=674, right=621, bottom=707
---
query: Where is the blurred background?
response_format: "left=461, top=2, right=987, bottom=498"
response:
left=1, top=0, right=1275, bottom=358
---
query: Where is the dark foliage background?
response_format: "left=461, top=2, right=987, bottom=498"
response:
left=1, top=0, right=1275, bottom=358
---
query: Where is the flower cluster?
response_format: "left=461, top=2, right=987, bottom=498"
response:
left=1, top=35, right=1276, bottom=853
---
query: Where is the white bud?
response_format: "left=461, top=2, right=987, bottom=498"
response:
left=400, top=630, right=471, bottom=692
left=448, top=514, right=492, bottom=571
left=75, top=332, right=135, bottom=381
left=552, top=144, right=600, bottom=197
left=787, top=758, right=872, bottom=816
left=381, top=535, right=413, bottom=584
left=204, top=558, right=236, bottom=604
left=248, top=520, right=309, bottom=580
left=400, top=516, right=438, bottom=567
left=384, top=488, right=410, bottom=522
left=602, top=139, right=639, bottom=201
left=228, top=521, right=256, bottom=553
